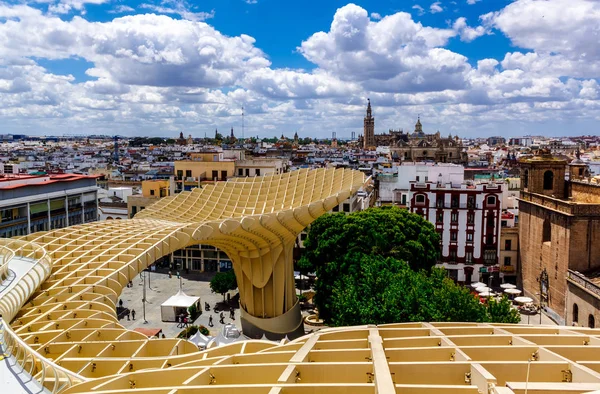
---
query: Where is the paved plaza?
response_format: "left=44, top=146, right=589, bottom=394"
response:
left=117, top=270, right=242, bottom=338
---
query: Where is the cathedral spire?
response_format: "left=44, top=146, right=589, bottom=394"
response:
left=366, top=98, right=372, bottom=118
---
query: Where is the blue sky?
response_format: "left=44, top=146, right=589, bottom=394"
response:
left=0, top=0, right=599, bottom=138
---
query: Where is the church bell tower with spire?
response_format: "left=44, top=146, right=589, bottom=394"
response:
left=363, top=98, right=375, bottom=149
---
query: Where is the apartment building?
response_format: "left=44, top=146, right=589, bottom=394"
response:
left=0, top=173, right=98, bottom=237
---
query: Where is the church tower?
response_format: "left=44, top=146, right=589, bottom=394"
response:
left=414, top=116, right=423, bottom=135
left=363, top=99, right=375, bottom=149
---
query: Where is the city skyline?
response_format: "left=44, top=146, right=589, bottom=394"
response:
left=1, top=0, right=599, bottom=137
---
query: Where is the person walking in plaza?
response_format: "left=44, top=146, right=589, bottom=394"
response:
left=208, top=315, right=213, bottom=327
left=131, top=309, right=136, bottom=320
left=219, top=312, right=224, bottom=325
left=230, top=308, right=235, bottom=320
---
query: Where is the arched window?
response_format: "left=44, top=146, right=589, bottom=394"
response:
left=523, top=169, right=529, bottom=188
left=573, top=303, right=579, bottom=323
left=589, top=314, right=595, bottom=328
left=542, top=219, right=551, bottom=242
left=543, top=170, right=554, bottom=190
left=487, top=196, right=496, bottom=205
left=416, top=194, right=426, bottom=204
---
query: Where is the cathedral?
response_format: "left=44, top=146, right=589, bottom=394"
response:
left=359, top=100, right=467, bottom=164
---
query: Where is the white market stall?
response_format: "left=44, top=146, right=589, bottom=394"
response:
left=161, top=289, right=201, bottom=322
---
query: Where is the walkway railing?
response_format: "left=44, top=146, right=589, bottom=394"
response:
left=0, top=239, right=53, bottom=322
left=0, top=318, right=84, bottom=393
left=0, top=244, right=15, bottom=281
left=0, top=239, right=85, bottom=393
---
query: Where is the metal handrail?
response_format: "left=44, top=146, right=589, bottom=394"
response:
left=0, top=318, right=84, bottom=393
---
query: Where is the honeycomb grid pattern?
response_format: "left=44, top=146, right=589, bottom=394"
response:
left=61, top=322, right=600, bottom=394
left=3, top=168, right=366, bottom=388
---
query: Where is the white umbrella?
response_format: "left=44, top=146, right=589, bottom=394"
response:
left=504, top=288, right=522, bottom=295
left=470, top=282, right=486, bottom=288
left=514, top=296, right=533, bottom=304
left=479, top=291, right=495, bottom=297
left=500, top=283, right=517, bottom=289
left=476, top=287, right=491, bottom=293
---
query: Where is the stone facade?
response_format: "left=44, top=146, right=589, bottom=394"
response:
left=358, top=101, right=466, bottom=163
left=518, top=153, right=600, bottom=322
left=566, top=270, right=600, bottom=328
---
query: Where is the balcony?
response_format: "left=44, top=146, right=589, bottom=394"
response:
left=435, top=202, right=479, bottom=210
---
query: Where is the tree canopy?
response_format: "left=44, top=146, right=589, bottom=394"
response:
left=209, top=270, right=238, bottom=300
left=299, top=206, right=440, bottom=275
left=299, top=207, right=519, bottom=326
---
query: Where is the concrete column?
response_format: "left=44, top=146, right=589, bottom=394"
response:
left=26, top=202, right=31, bottom=234
left=65, top=196, right=69, bottom=227
left=47, top=199, right=51, bottom=231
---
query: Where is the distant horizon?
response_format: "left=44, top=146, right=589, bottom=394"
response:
left=1, top=1, right=600, bottom=137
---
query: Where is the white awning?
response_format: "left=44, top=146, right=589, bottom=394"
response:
left=161, top=289, right=200, bottom=308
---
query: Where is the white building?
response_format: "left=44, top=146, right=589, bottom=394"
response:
left=408, top=179, right=504, bottom=286
left=377, top=162, right=464, bottom=205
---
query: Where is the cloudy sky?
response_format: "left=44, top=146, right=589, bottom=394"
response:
left=0, top=0, right=599, bottom=138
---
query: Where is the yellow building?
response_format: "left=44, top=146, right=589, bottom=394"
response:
left=174, top=152, right=235, bottom=188
left=141, top=179, right=169, bottom=198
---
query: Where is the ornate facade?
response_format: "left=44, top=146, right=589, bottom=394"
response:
left=359, top=101, right=467, bottom=163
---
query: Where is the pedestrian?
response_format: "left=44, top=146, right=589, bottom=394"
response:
left=219, top=312, right=224, bottom=325
left=131, top=309, right=136, bottom=320
left=119, top=299, right=123, bottom=308
left=230, top=308, right=234, bottom=320
left=208, top=315, right=213, bottom=327
left=177, top=315, right=181, bottom=328
left=127, top=311, right=130, bottom=321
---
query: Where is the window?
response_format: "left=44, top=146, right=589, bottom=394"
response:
left=150, top=189, right=155, bottom=196
left=467, top=196, right=475, bottom=208
left=221, top=170, right=227, bottom=181
left=436, top=198, right=444, bottom=208
left=402, top=195, right=407, bottom=205
left=256, top=169, right=260, bottom=176
left=543, top=170, right=554, bottom=190
left=416, top=194, right=426, bottom=204
left=449, top=249, right=457, bottom=260
left=451, top=212, right=458, bottom=223
left=185, top=170, right=192, bottom=178
left=437, top=212, right=444, bottom=223
left=523, top=169, right=529, bottom=188
left=451, top=195, right=459, bottom=208
left=177, top=170, right=183, bottom=179
left=504, top=256, right=512, bottom=266
left=212, top=170, right=218, bottom=180
left=484, top=250, right=496, bottom=264
left=465, top=251, right=473, bottom=263
left=573, top=303, right=579, bottom=323
left=450, top=231, right=457, bottom=241
left=487, top=213, right=495, bottom=227
left=505, top=240, right=512, bottom=250
left=589, top=314, right=595, bottom=329
left=238, top=169, right=243, bottom=176
left=245, top=169, right=250, bottom=176
left=425, top=176, right=429, bottom=182
left=343, top=203, right=350, bottom=213
left=486, top=234, right=494, bottom=245
left=487, top=195, right=496, bottom=205
left=416, top=176, right=420, bottom=182
left=543, top=219, right=551, bottom=242
left=423, top=150, right=427, bottom=156
left=467, top=233, right=473, bottom=242
left=300, top=233, right=308, bottom=241
left=467, top=213, right=475, bottom=225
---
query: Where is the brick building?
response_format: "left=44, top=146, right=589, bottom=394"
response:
left=519, top=151, right=600, bottom=324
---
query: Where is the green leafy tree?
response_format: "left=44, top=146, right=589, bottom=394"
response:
left=486, top=295, right=520, bottom=323
left=210, top=270, right=238, bottom=300
left=300, top=207, right=518, bottom=325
